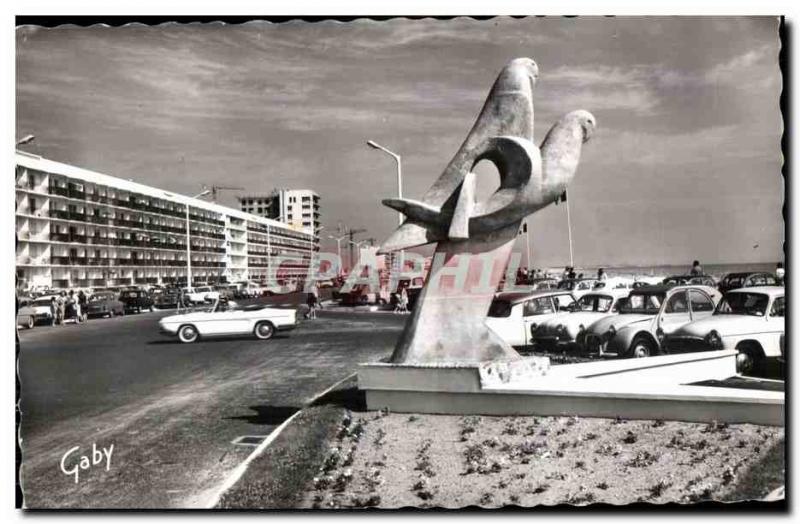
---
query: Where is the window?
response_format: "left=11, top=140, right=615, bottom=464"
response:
left=665, top=291, right=688, bottom=313
left=751, top=275, right=766, bottom=286
left=688, top=290, right=714, bottom=312
left=524, top=297, right=555, bottom=316
left=553, top=294, right=577, bottom=312
left=770, top=297, right=785, bottom=317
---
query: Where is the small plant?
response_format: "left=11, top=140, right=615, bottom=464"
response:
left=596, top=482, right=609, bottom=490
left=407, top=415, right=419, bottom=422
left=583, top=433, right=598, bottom=441
left=479, top=492, right=494, bottom=505
left=567, top=492, right=595, bottom=505
left=575, top=460, right=586, bottom=470
left=509, top=494, right=520, bottom=504
left=626, top=450, right=659, bottom=468
left=652, top=419, right=665, bottom=427
left=621, top=431, right=637, bottom=444
left=648, top=480, right=672, bottom=499
left=532, top=484, right=550, bottom=494
left=351, top=494, right=381, bottom=508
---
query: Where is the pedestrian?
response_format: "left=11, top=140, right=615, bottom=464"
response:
left=776, top=262, right=785, bottom=286
left=306, top=284, right=319, bottom=319
left=49, top=297, right=58, bottom=326
left=597, top=268, right=608, bottom=281
left=562, top=266, right=571, bottom=280
left=78, top=290, right=88, bottom=320
left=568, top=268, right=577, bottom=280
left=690, top=260, right=703, bottom=276
left=399, top=288, right=409, bottom=314
left=56, top=291, right=66, bottom=325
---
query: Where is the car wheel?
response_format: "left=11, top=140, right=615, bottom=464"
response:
left=27, top=316, right=35, bottom=329
left=178, top=324, right=199, bottom=344
left=736, top=346, right=764, bottom=376
left=254, top=321, right=275, bottom=340
left=629, top=335, right=657, bottom=358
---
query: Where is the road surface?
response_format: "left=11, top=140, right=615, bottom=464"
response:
left=18, top=308, right=403, bottom=508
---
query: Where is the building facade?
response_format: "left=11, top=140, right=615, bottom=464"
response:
left=238, top=189, right=320, bottom=237
left=15, top=151, right=316, bottom=290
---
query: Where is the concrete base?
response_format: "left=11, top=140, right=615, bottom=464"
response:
left=358, top=350, right=784, bottom=426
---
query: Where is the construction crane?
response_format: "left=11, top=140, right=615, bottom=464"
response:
left=203, top=184, right=245, bottom=203
left=339, top=225, right=367, bottom=273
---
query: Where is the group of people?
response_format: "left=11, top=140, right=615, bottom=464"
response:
left=393, top=287, right=410, bottom=314
left=49, top=289, right=88, bottom=325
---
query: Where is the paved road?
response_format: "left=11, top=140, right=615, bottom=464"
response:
left=18, top=309, right=404, bottom=509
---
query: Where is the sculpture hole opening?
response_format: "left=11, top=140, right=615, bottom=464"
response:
left=472, top=159, right=501, bottom=210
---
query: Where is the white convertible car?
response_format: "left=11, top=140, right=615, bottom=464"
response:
left=158, top=300, right=299, bottom=343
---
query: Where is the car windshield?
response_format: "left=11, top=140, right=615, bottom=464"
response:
left=122, top=292, right=138, bottom=298
left=90, top=294, right=112, bottom=302
left=619, top=292, right=664, bottom=314
left=557, top=281, right=575, bottom=290
left=577, top=294, right=614, bottom=312
left=721, top=275, right=746, bottom=288
left=715, top=293, right=769, bottom=316
left=488, top=299, right=513, bottom=318
left=32, top=299, right=52, bottom=306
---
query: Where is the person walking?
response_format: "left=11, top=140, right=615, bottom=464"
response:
left=597, top=268, right=608, bottom=281
left=776, top=262, right=785, bottom=286
left=306, top=286, right=319, bottom=319
left=50, top=297, right=58, bottom=326
left=56, top=291, right=66, bottom=325
left=690, top=260, right=703, bottom=276
left=78, top=290, right=88, bottom=321
left=399, top=288, right=410, bottom=314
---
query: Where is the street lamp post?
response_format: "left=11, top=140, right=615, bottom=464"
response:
left=366, top=139, right=404, bottom=276
left=328, top=234, right=347, bottom=276
left=186, top=190, right=211, bottom=287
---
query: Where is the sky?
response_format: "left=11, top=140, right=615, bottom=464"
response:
left=16, top=17, right=783, bottom=268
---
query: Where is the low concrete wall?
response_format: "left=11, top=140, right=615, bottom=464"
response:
left=358, top=351, right=784, bottom=426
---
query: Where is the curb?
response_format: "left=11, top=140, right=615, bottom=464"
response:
left=204, top=372, right=357, bottom=508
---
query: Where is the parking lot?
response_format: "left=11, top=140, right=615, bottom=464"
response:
left=18, top=308, right=402, bottom=508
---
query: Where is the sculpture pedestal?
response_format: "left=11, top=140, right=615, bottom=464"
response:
left=358, top=351, right=784, bottom=426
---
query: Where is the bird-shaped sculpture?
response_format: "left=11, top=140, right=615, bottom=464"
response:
left=380, top=57, right=596, bottom=365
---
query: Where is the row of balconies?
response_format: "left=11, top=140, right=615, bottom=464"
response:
left=43, top=209, right=226, bottom=240
left=46, top=233, right=225, bottom=253
left=48, top=256, right=226, bottom=268
left=47, top=185, right=226, bottom=226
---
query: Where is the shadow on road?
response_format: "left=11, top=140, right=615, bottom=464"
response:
left=226, top=405, right=301, bottom=425
left=309, top=385, right=367, bottom=412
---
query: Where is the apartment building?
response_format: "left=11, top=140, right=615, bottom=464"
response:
left=15, top=151, right=315, bottom=290
left=237, top=189, right=320, bottom=237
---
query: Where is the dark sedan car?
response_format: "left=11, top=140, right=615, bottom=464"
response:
left=662, top=274, right=717, bottom=288
left=119, top=289, right=154, bottom=313
left=152, top=287, right=181, bottom=309
left=717, top=272, right=779, bottom=294
left=85, top=292, right=125, bottom=318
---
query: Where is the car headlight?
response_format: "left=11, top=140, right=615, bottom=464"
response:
left=705, top=330, right=723, bottom=350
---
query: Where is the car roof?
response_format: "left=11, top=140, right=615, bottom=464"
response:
left=495, top=289, right=574, bottom=304
left=726, top=286, right=784, bottom=296
left=581, top=288, right=631, bottom=298
left=722, top=272, right=763, bottom=279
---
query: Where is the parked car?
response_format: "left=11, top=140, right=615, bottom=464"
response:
left=158, top=299, right=299, bottom=343
left=662, top=274, right=717, bottom=288
left=152, top=287, right=181, bottom=309
left=27, top=296, right=57, bottom=325
left=661, top=287, right=784, bottom=374
left=182, top=286, right=220, bottom=304
left=85, top=291, right=125, bottom=318
left=486, top=289, right=578, bottom=348
left=341, top=284, right=387, bottom=306
left=529, top=278, right=559, bottom=290
left=592, top=277, right=634, bottom=290
left=532, top=288, right=631, bottom=351
left=556, top=278, right=599, bottom=298
left=16, top=299, right=38, bottom=329
left=717, top=272, right=780, bottom=294
left=579, top=285, right=722, bottom=358
left=119, top=289, right=154, bottom=313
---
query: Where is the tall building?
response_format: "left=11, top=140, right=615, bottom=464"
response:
left=237, top=189, right=320, bottom=237
left=15, top=151, right=316, bottom=290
